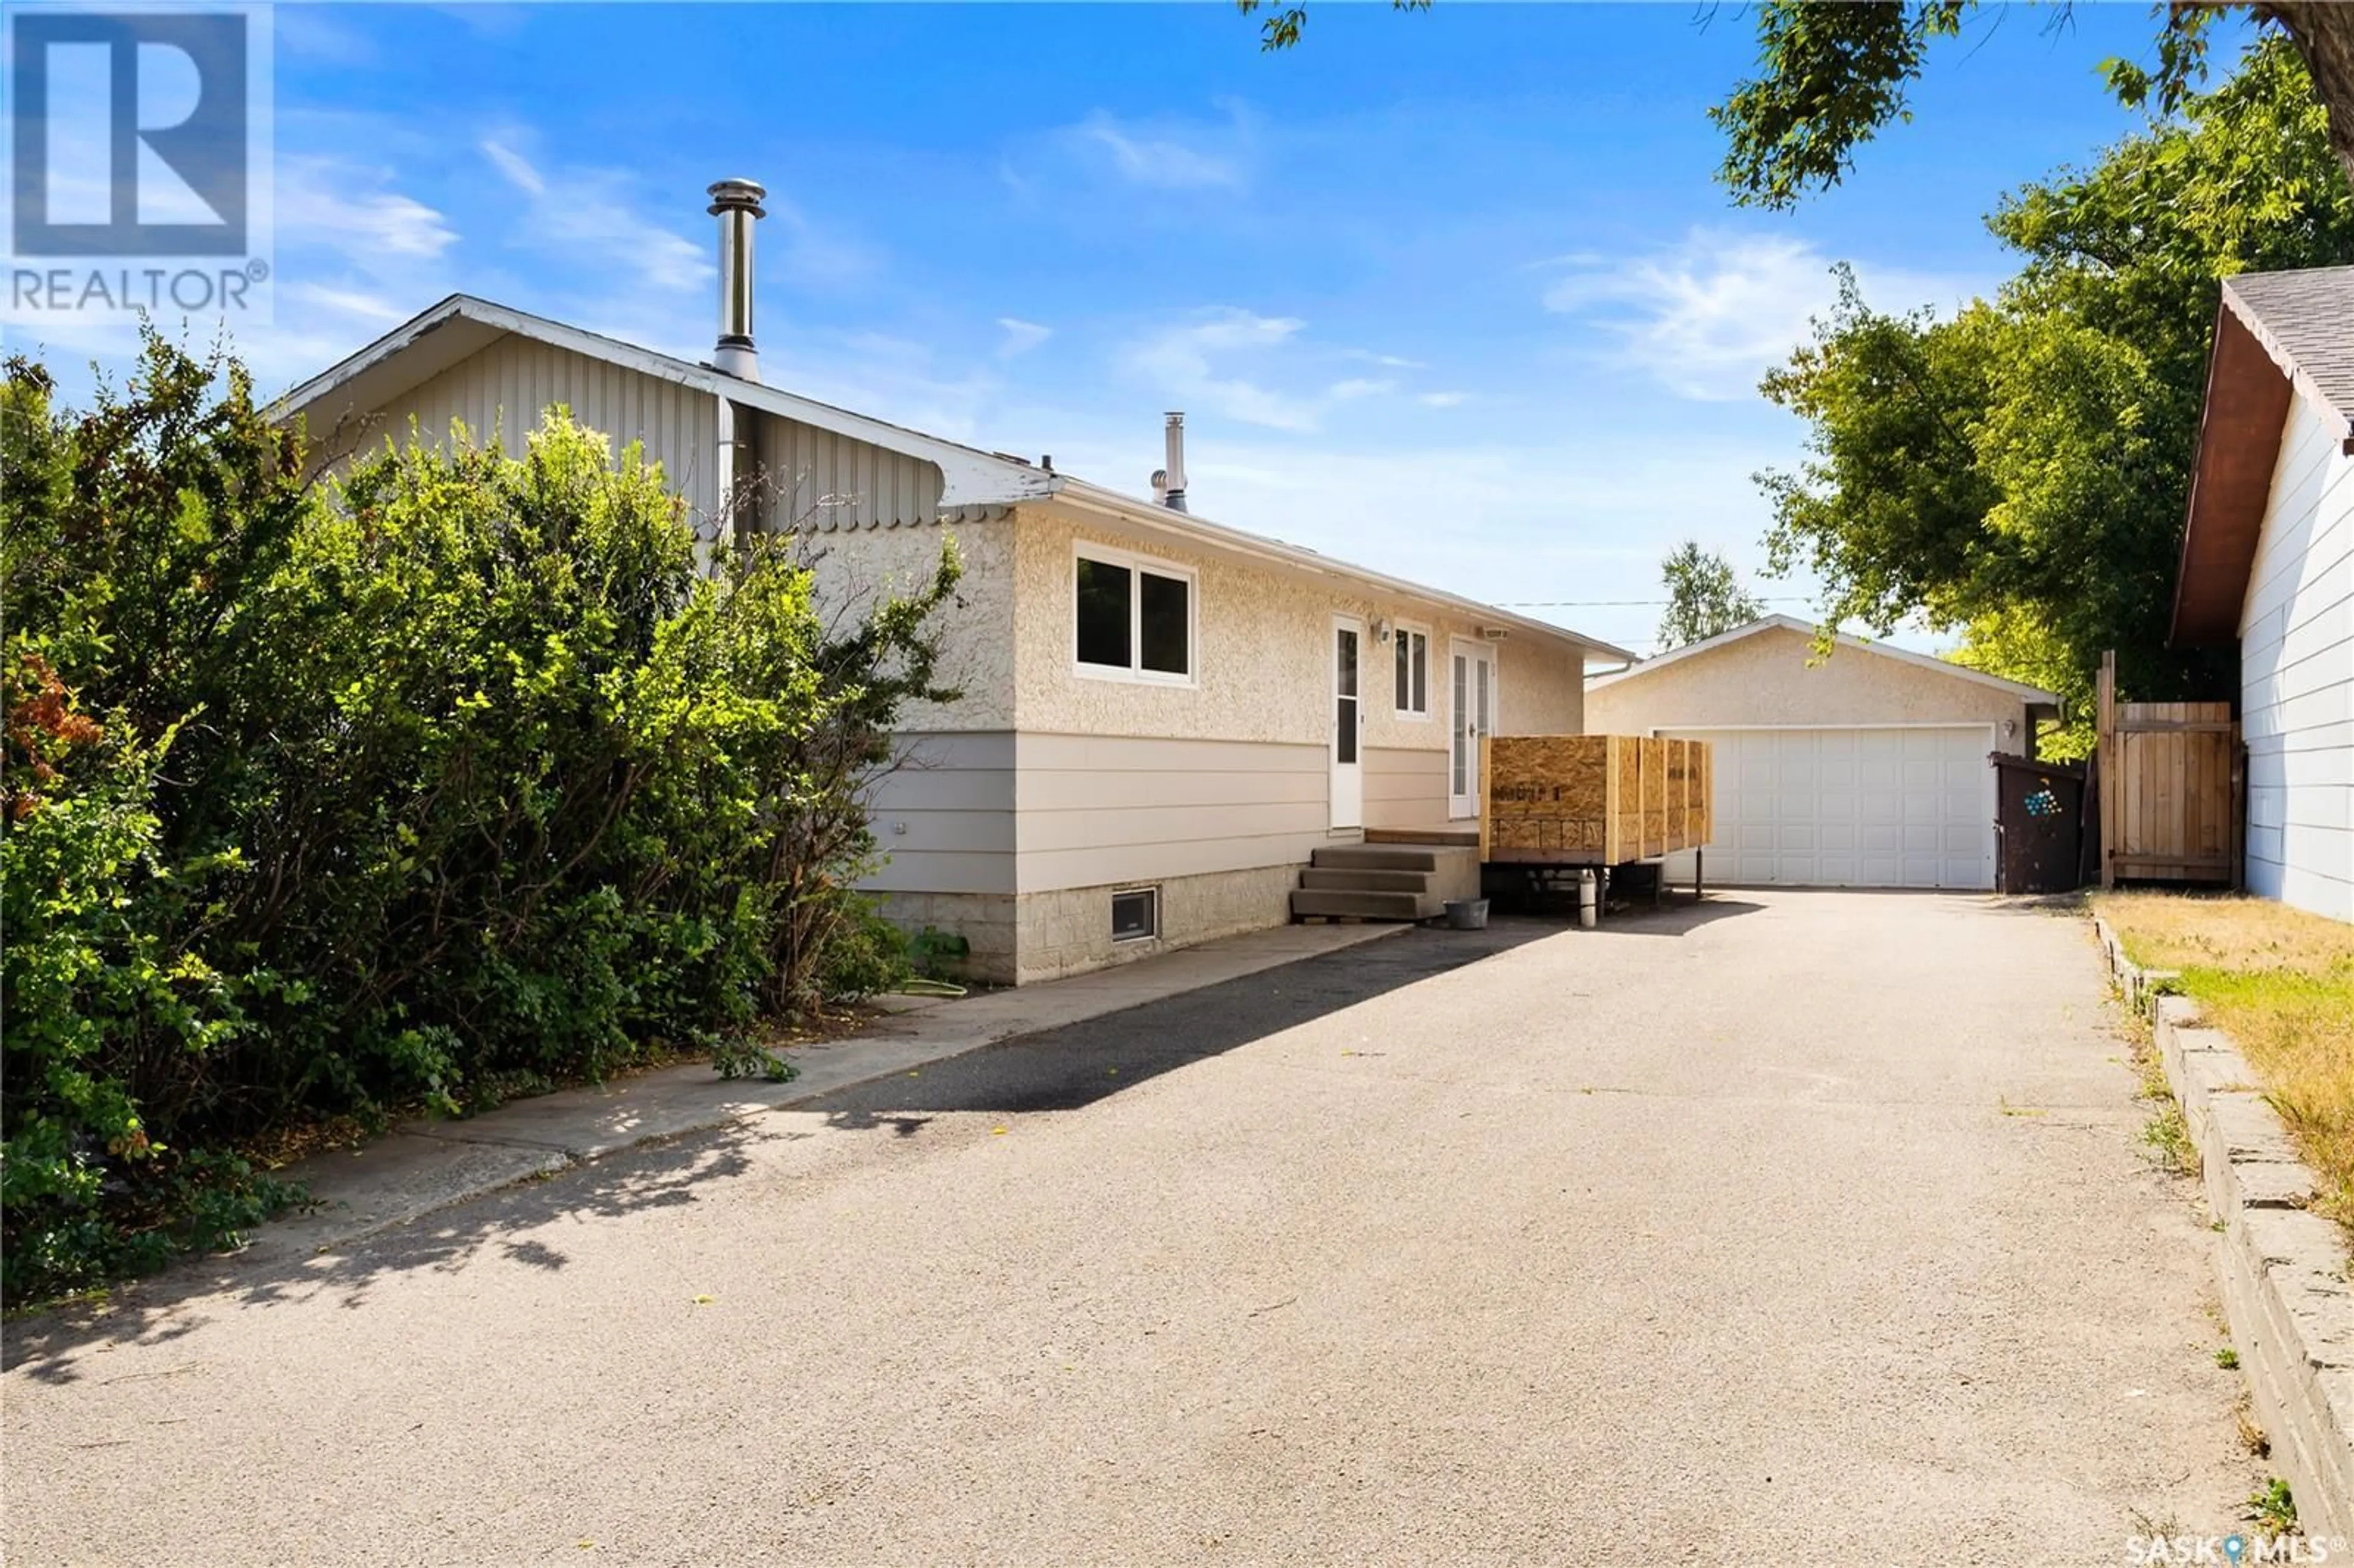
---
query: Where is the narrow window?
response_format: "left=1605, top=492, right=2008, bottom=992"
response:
left=1111, top=887, right=1158, bottom=942
left=1075, top=557, right=1132, bottom=669
left=1335, top=626, right=1359, bottom=766
left=1138, top=571, right=1190, bottom=676
left=1394, top=630, right=1428, bottom=716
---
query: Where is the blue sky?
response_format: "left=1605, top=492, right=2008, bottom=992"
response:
left=9, top=2, right=2238, bottom=655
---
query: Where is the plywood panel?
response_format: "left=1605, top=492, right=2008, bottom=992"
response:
left=1484, top=734, right=1712, bottom=865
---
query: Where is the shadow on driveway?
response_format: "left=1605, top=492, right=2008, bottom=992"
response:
left=3, top=919, right=1566, bottom=1383
left=812, top=919, right=1561, bottom=1132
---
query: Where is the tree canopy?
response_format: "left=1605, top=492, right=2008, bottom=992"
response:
left=1758, top=37, right=2353, bottom=734
left=1712, top=1, right=2354, bottom=206
left=1238, top=1, right=2354, bottom=200
left=1657, top=542, right=1766, bottom=652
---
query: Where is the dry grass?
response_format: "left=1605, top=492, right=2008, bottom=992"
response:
left=2095, top=892, right=2354, bottom=1225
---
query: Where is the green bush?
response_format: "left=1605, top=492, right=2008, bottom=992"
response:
left=815, top=894, right=915, bottom=1003
left=1, top=337, right=958, bottom=1303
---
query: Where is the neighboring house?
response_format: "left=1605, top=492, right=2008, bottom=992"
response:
left=277, top=184, right=1631, bottom=984
left=2171, top=266, right=2354, bottom=924
left=1582, top=616, right=2059, bottom=891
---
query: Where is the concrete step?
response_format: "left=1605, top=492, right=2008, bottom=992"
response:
left=1311, top=845, right=1441, bottom=873
left=1365, top=826, right=1481, bottom=848
left=1289, top=888, right=1440, bottom=921
left=1299, top=867, right=1431, bottom=893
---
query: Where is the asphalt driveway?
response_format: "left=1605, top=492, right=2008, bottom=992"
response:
left=4, top=891, right=2258, bottom=1564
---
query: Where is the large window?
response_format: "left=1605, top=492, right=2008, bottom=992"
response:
left=1394, top=626, right=1429, bottom=717
left=1074, top=546, right=1194, bottom=683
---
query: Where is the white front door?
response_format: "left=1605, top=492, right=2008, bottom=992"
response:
left=1661, top=726, right=1998, bottom=889
left=1331, top=617, right=1364, bottom=829
left=1448, top=642, right=1495, bottom=818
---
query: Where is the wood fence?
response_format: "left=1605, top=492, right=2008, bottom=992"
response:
left=2095, top=650, right=2244, bottom=888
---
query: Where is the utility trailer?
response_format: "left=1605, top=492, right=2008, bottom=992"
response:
left=1477, top=735, right=1714, bottom=916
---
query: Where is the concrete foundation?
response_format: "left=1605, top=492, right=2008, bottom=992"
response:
left=877, top=864, right=1310, bottom=988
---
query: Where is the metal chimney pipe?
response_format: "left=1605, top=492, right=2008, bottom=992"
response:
left=1162, top=411, right=1187, bottom=512
left=706, top=178, right=767, bottom=382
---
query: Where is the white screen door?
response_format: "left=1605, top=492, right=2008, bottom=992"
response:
left=1449, top=643, right=1495, bottom=818
left=1331, top=618, right=1363, bottom=829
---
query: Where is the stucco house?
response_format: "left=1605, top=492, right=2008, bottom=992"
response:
left=1582, top=616, right=2059, bottom=891
left=2169, top=265, right=2353, bottom=924
left=278, top=181, right=1631, bottom=983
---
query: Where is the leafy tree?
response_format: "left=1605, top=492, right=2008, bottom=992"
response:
left=2, top=335, right=958, bottom=1303
left=1712, top=1, right=2354, bottom=206
left=1236, top=0, right=2354, bottom=198
left=1758, top=38, right=2352, bottom=718
left=1656, top=541, right=1766, bottom=650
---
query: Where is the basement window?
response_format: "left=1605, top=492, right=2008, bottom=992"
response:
left=1075, top=544, right=1195, bottom=684
left=1111, top=887, right=1159, bottom=943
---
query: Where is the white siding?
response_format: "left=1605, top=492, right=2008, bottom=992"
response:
left=764, top=412, right=941, bottom=531
left=1010, top=733, right=1331, bottom=894
left=862, top=732, right=1016, bottom=896
left=362, top=333, right=721, bottom=517
left=2240, top=389, right=2354, bottom=923
left=345, top=333, right=947, bottom=537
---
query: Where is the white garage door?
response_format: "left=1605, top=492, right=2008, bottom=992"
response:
left=1662, top=727, right=1996, bottom=890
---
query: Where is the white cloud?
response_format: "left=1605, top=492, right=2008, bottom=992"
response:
left=474, top=134, right=709, bottom=295
left=997, top=317, right=1053, bottom=357
left=1124, top=307, right=1317, bottom=431
left=1542, top=229, right=1983, bottom=402
left=1071, top=108, right=1247, bottom=190
left=277, top=157, right=457, bottom=262
left=479, top=139, right=546, bottom=196
left=1328, top=377, right=1395, bottom=400
left=1343, top=349, right=1427, bottom=370
left=283, top=282, right=409, bottom=325
left=1417, top=390, right=1471, bottom=408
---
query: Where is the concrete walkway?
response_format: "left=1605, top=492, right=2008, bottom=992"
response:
left=5, top=893, right=2262, bottom=1564
left=238, top=920, right=1404, bottom=1269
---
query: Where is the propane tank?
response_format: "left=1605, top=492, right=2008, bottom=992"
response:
left=1578, top=868, right=1598, bottom=929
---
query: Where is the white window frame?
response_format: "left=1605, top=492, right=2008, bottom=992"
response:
left=1072, top=540, right=1199, bottom=688
left=1392, top=620, right=1431, bottom=720
left=1110, top=885, right=1160, bottom=943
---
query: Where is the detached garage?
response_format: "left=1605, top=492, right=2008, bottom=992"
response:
left=1583, top=617, right=2061, bottom=891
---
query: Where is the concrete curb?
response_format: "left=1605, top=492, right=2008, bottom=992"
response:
left=2093, top=913, right=2354, bottom=1539
left=243, top=921, right=1409, bottom=1270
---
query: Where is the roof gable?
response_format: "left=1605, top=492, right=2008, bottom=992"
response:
left=273, top=294, right=1059, bottom=510
left=1584, top=615, right=2059, bottom=704
left=2169, top=267, right=2354, bottom=647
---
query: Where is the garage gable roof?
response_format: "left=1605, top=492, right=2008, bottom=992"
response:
left=1583, top=615, right=2060, bottom=704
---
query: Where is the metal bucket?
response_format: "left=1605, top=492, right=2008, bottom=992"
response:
left=1444, top=897, right=1490, bottom=931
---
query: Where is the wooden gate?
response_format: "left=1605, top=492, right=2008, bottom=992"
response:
left=2095, top=651, right=2244, bottom=888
